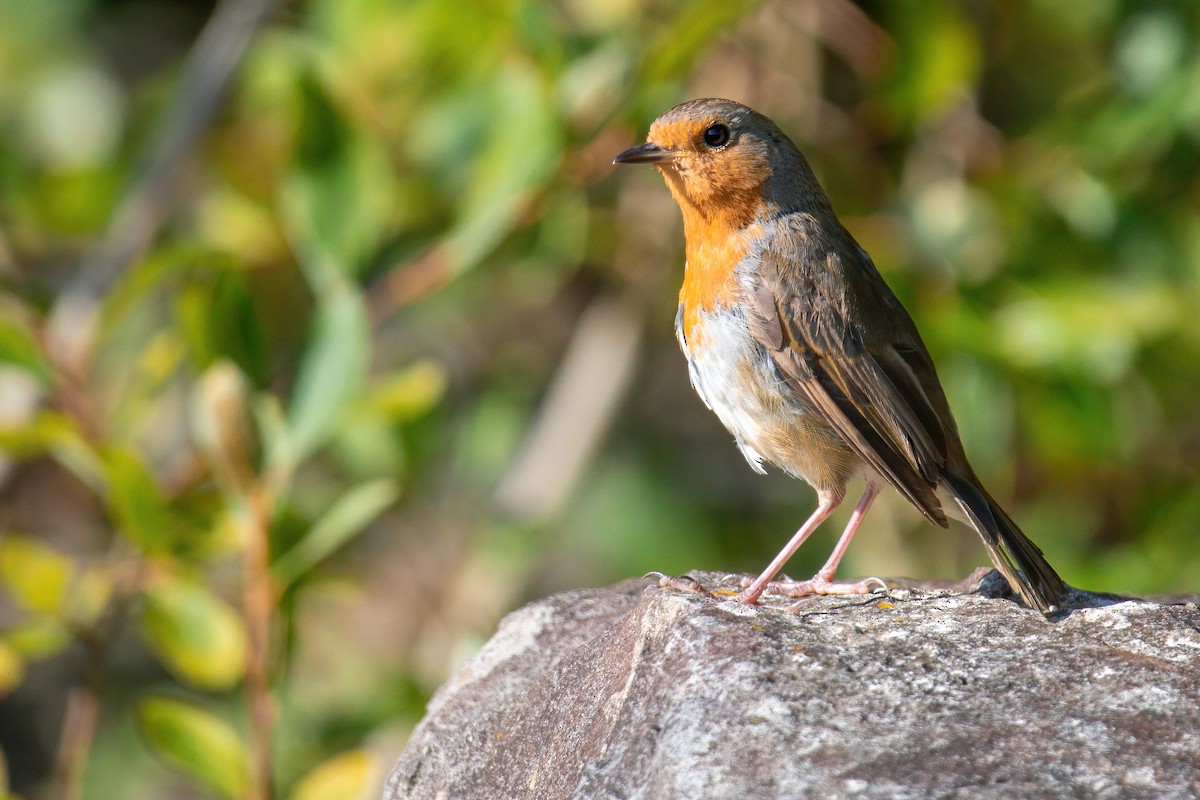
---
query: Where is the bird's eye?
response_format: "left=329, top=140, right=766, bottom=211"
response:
left=703, top=124, right=730, bottom=148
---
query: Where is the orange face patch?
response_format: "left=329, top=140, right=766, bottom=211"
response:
left=643, top=105, right=775, bottom=347
left=649, top=119, right=771, bottom=231
left=646, top=118, right=702, bottom=153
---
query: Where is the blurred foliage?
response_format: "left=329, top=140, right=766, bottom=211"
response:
left=0, top=0, right=1198, bottom=797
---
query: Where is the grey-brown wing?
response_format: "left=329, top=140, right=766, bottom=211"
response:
left=744, top=230, right=951, bottom=526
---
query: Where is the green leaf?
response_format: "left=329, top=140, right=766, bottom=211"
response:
left=994, top=279, right=1179, bottom=381
left=0, top=412, right=106, bottom=491
left=331, top=414, right=405, bottom=478
left=361, top=359, right=447, bottom=423
left=281, top=71, right=393, bottom=291
left=885, top=5, right=982, bottom=126
left=140, top=575, right=247, bottom=690
left=176, top=269, right=270, bottom=383
left=642, top=0, right=757, bottom=86
left=0, top=534, right=72, bottom=618
left=136, top=697, right=249, bottom=799
left=0, top=639, right=24, bottom=695
left=69, top=563, right=115, bottom=626
left=95, top=248, right=179, bottom=346
left=105, top=449, right=174, bottom=552
left=4, top=617, right=71, bottom=658
left=279, top=285, right=370, bottom=468
left=0, top=535, right=72, bottom=614
left=0, top=316, right=51, bottom=381
left=439, top=64, right=562, bottom=274
left=329, top=360, right=447, bottom=478
left=288, top=750, right=375, bottom=800
left=274, top=479, right=398, bottom=588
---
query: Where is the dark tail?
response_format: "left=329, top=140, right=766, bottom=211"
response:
left=944, top=474, right=1068, bottom=615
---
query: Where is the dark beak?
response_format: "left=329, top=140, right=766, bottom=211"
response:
left=613, top=142, right=676, bottom=165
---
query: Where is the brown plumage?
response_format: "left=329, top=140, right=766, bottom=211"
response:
left=615, top=98, right=1068, bottom=614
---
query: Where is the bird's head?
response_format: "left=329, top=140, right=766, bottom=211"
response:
left=614, top=98, right=822, bottom=229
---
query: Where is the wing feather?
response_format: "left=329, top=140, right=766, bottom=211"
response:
left=744, top=218, right=952, bottom=526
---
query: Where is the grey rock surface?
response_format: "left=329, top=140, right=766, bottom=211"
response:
left=385, top=571, right=1200, bottom=800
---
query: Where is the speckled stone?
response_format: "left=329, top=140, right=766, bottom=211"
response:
left=385, top=571, right=1200, bottom=800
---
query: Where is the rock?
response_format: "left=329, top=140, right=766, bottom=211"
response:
left=385, top=571, right=1200, bottom=800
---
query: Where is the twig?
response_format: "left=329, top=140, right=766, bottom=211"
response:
left=243, top=486, right=277, bottom=800
left=49, top=685, right=100, bottom=800
left=50, top=549, right=145, bottom=800
left=365, top=246, right=452, bottom=328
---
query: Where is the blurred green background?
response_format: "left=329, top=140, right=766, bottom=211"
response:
left=1, top=0, right=1198, bottom=797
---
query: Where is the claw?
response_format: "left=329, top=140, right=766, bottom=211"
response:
left=657, top=574, right=714, bottom=597
left=862, top=576, right=888, bottom=593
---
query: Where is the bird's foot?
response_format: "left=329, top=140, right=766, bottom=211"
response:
left=773, top=576, right=886, bottom=597
left=648, top=572, right=721, bottom=598
left=740, top=575, right=886, bottom=602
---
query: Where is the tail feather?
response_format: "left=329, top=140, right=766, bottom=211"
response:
left=944, top=474, right=1068, bottom=615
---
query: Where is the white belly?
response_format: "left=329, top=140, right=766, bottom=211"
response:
left=677, top=305, right=859, bottom=488
left=679, top=307, right=779, bottom=474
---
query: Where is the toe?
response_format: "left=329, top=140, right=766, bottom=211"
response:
left=766, top=577, right=886, bottom=598
left=658, top=574, right=713, bottom=597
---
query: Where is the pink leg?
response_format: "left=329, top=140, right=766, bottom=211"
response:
left=736, top=490, right=843, bottom=605
left=814, top=482, right=880, bottom=581
left=766, top=483, right=887, bottom=599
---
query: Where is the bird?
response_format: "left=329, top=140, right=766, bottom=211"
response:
left=613, top=98, right=1069, bottom=615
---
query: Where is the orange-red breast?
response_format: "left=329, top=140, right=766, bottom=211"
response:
left=614, top=98, right=1068, bottom=614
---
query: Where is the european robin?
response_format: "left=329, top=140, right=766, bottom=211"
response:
left=614, top=98, right=1068, bottom=614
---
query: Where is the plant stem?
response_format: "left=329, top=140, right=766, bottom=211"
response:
left=49, top=683, right=99, bottom=800
left=243, top=486, right=277, bottom=800
left=50, top=544, right=144, bottom=800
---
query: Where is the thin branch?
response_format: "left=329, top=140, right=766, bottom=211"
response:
left=50, top=684, right=100, bottom=800
left=243, top=486, right=277, bottom=800
left=365, top=246, right=453, bottom=328
left=50, top=549, right=145, bottom=800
